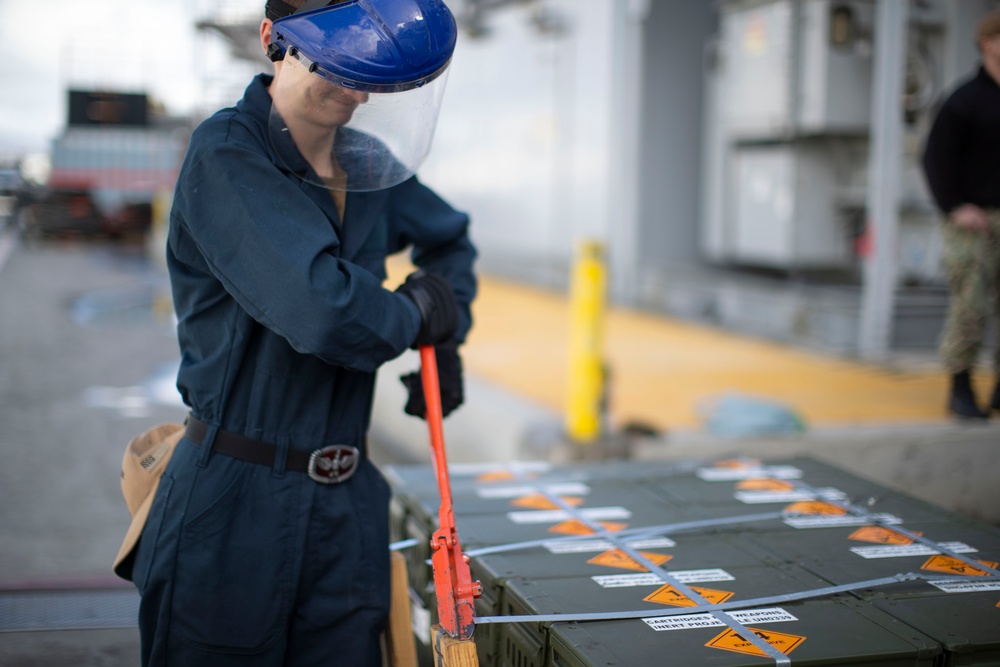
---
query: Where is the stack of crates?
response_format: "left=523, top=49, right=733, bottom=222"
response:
left=385, top=456, right=1000, bottom=666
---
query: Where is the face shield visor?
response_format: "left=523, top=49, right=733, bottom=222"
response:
left=267, top=0, right=457, bottom=193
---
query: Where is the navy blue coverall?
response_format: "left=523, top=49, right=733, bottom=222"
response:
left=132, top=74, right=476, bottom=666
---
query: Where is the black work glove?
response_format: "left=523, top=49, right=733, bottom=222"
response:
left=400, top=341, right=464, bottom=419
left=395, top=270, right=459, bottom=348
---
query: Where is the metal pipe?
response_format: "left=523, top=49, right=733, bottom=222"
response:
left=859, top=0, right=908, bottom=359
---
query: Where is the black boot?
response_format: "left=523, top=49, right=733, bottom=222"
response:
left=949, top=370, right=989, bottom=420
left=991, top=379, right=1000, bottom=412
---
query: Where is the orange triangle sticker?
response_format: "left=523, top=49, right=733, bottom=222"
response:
left=509, top=494, right=584, bottom=510
left=848, top=526, right=921, bottom=545
left=644, top=584, right=734, bottom=607
left=784, top=500, right=847, bottom=516
left=547, top=519, right=627, bottom=535
left=921, top=555, right=999, bottom=577
left=706, top=627, right=806, bottom=657
left=475, top=470, right=517, bottom=483
left=714, top=458, right=761, bottom=469
left=736, top=478, right=794, bottom=491
left=587, top=549, right=673, bottom=572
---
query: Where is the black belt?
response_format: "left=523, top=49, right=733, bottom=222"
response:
left=185, top=416, right=360, bottom=484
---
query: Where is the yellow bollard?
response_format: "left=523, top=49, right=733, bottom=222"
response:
left=565, top=239, right=607, bottom=445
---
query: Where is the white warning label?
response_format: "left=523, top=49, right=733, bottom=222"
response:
left=477, top=482, right=591, bottom=498
left=507, top=506, right=632, bottom=524
left=644, top=607, right=797, bottom=632
left=734, top=488, right=847, bottom=504
left=545, top=537, right=675, bottom=554
left=593, top=569, right=736, bottom=588
left=929, top=579, right=1000, bottom=593
left=850, top=541, right=976, bottom=560
left=697, top=466, right=803, bottom=481
left=783, top=513, right=902, bottom=529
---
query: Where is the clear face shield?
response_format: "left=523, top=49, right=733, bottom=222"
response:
left=267, top=1, right=456, bottom=193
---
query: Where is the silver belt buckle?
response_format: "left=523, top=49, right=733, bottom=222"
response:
left=307, top=445, right=360, bottom=484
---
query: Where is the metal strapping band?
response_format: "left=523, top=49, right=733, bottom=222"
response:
left=474, top=572, right=976, bottom=625
left=390, top=538, right=419, bottom=551
left=464, top=512, right=787, bottom=558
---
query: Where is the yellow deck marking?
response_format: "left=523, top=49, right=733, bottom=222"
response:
left=921, top=555, right=999, bottom=577
left=509, top=494, right=584, bottom=510
left=783, top=500, right=848, bottom=516
left=644, top=584, right=734, bottom=607
left=706, top=627, right=805, bottom=657
left=386, top=259, right=958, bottom=432
left=587, top=550, right=673, bottom=572
left=848, top=526, right=922, bottom=545
left=547, top=519, right=627, bottom=535
left=736, top=478, right=795, bottom=491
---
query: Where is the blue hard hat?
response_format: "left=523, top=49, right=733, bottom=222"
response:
left=270, top=0, right=458, bottom=93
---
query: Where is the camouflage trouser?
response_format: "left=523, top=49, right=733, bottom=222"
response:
left=939, top=209, right=1000, bottom=373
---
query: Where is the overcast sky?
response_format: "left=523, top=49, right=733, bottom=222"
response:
left=0, top=0, right=263, bottom=156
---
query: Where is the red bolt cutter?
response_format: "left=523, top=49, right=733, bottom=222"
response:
left=419, top=345, right=483, bottom=640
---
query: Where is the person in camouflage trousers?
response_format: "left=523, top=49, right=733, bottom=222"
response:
left=938, top=211, right=1000, bottom=411
left=922, top=11, right=1000, bottom=419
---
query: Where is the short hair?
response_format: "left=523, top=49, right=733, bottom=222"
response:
left=977, top=10, right=1000, bottom=47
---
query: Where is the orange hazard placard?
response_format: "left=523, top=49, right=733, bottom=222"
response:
left=848, top=526, right=921, bottom=545
left=644, top=584, right=734, bottom=607
left=706, top=627, right=805, bottom=657
left=714, top=458, right=761, bottom=469
left=475, top=470, right=517, bottom=483
left=736, top=478, right=794, bottom=491
left=547, top=519, right=627, bottom=535
left=509, top=494, right=584, bottom=510
left=783, top=501, right=847, bottom=516
left=921, top=555, right=999, bottom=576
left=587, top=549, right=673, bottom=572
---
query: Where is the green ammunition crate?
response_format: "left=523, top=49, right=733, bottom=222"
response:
left=479, top=537, right=782, bottom=625
left=388, top=457, right=998, bottom=666
left=869, top=589, right=1000, bottom=666
left=397, top=482, right=693, bottom=611
left=641, top=458, right=959, bottom=528
left=391, top=472, right=696, bottom=535
left=494, top=561, right=832, bottom=620
left=385, top=458, right=721, bottom=549
left=641, top=459, right=877, bottom=508
left=744, top=521, right=1000, bottom=586
left=470, top=530, right=788, bottom=607
left=491, top=564, right=904, bottom=666
left=541, top=598, right=942, bottom=667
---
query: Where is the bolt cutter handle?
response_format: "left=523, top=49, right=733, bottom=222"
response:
left=419, top=345, right=482, bottom=640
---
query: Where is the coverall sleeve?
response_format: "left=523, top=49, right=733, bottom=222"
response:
left=921, top=99, right=968, bottom=215
left=173, top=141, right=422, bottom=372
left=389, top=177, right=478, bottom=343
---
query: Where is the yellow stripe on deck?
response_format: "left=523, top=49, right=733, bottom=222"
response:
left=387, top=259, right=969, bottom=433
